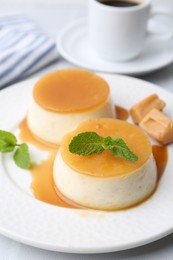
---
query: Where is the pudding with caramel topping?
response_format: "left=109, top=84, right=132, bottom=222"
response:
left=27, top=69, right=115, bottom=144
left=53, top=118, right=157, bottom=210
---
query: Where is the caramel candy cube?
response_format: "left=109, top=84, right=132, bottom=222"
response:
left=130, top=94, right=165, bottom=124
left=140, top=109, right=173, bottom=145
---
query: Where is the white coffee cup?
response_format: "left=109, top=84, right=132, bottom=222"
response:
left=88, top=0, right=173, bottom=61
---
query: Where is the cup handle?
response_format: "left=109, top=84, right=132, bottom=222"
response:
left=147, top=7, right=173, bottom=41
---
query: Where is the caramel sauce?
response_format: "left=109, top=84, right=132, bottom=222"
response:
left=19, top=119, right=76, bottom=208
left=115, top=105, right=129, bottom=121
left=33, top=69, right=110, bottom=113
left=19, top=118, right=168, bottom=210
left=61, top=119, right=152, bottom=178
left=152, top=145, right=168, bottom=181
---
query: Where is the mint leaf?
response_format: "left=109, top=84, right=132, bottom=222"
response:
left=13, top=143, right=31, bottom=169
left=69, top=132, right=104, bottom=155
left=0, top=130, right=17, bottom=153
left=69, top=132, right=138, bottom=162
left=109, top=137, right=138, bottom=161
left=103, top=136, right=116, bottom=150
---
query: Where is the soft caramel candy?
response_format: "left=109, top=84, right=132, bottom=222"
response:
left=130, top=94, right=165, bottom=124
left=140, top=109, right=173, bottom=145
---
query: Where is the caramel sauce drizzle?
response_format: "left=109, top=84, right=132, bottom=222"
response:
left=115, top=105, right=129, bottom=121
left=152, top=145, right=168, bottom=181
left=19, top=119, right=75, bottom=208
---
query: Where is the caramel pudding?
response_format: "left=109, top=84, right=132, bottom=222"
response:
left=27, top=69, right=115, bottom=144
left=53, top=118, right=157, bottom=210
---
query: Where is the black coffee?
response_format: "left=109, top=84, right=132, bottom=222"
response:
left=99, top=0, right=139, bottom=7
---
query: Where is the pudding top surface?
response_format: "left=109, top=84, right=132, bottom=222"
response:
left=33, top=69, right=110, bottom=113
left=60, top=119, right=152, bottom=177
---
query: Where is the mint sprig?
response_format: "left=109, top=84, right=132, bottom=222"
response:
left=0, top=130, right=31, bottom=169
left=69, top=132, right=138, bottom=162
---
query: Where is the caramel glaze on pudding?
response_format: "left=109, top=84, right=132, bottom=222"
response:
left=27, top=69, right=115, bottom=144
left=53, top=118, right=157, bottom=210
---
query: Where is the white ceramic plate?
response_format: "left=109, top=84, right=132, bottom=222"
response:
left=58, top=19, right=173, bottom=75
left=0, top=74, right=173, bottom=254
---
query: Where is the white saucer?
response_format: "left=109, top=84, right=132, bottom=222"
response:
left=58, top=19, right=173, bottom=75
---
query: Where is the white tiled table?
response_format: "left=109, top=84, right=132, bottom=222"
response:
left=0, top=1, right=173, bottom=259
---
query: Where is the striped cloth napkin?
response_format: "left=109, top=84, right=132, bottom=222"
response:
left=0, top=14, right=59, bottom=89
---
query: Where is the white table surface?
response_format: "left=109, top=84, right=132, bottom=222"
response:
left=0, top=1, right=173, bottom=259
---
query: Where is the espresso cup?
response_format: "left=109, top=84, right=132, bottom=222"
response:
left=88, top=0, right=173, bottom=61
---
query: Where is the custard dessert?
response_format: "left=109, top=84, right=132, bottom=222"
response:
left=27, top=69, right=115, bottom=144
left=53, top=118, right=157, bottom=210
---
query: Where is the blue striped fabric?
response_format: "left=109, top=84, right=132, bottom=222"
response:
left=0, top=14, right=59, bottom=89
